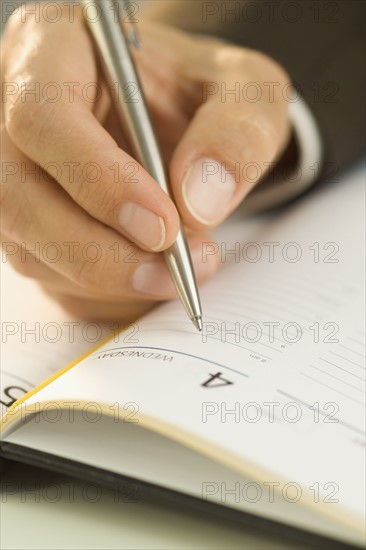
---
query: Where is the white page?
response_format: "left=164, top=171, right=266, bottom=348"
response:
left=5, top=409, right=361, bottom=546
left=0, top=254, right=113, bottom=416
left=3, top=163, right=364, bottom=538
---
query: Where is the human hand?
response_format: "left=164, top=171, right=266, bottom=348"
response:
left=1, top=4, right=290, bottom=322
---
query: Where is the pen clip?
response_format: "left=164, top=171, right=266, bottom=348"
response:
left=128, top=22, right=140, bottom=49
left=121, top=0, right=141, bottom=49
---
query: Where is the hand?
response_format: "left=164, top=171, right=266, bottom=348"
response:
left=1, top=4, right=290, bottom=322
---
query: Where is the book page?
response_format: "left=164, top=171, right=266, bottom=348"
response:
left=4, top=408, right=360, bottom=546
left=2, top=163, right=365, bottom=536
left=0, top=256, right=113, bottom=416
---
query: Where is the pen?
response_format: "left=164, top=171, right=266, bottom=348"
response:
left=82, top=0, right=203, bottom=331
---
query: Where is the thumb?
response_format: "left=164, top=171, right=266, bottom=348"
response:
left=170, top=64, right=291, bottom=230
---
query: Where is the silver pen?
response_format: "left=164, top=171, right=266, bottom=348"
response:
left=83, top=0, right=202, bottom=331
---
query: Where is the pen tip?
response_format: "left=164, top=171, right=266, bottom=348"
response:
left=192, top=316, right=203, bottom=332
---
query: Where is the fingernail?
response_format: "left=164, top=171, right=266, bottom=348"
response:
left=118, top=202, right=166, bottom=251
left=132, top=246, right=218, bottom=297
left=182, top=158, right=236, bottom=224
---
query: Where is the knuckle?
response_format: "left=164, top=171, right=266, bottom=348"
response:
left=96, top=183, right=119, bottom=220
left=73, top=174, right=115, bottom=219
left=71, top=155, right=122, bottom=221
left=4, top=92, right=26, bottom=144
left=70, top=174, right=92, bottom=207
left=249, top=50, right=291, bottom=86
left=4, top=4, right=30, bottom=33
left=70, top=252, right=107, bottom=293
left=5, top=2, right=77, bottom=31
left=5, top=89, right=55, bottom=152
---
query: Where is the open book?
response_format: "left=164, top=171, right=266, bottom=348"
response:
left=1, top=164, right=365, bottom=549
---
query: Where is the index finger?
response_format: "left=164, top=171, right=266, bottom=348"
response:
left=3, top=5, right=180, bottom=252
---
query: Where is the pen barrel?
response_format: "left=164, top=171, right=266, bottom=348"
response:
left=83, top=0, right=202, bottom=323
left=164, top=234, right=202, bottom=323
left=83, top=0, right=169, bottom=194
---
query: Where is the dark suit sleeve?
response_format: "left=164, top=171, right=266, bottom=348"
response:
left=147, top=0, right=365, bottom=179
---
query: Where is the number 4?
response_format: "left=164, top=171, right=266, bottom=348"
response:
left=201, top=372, right=233, bottom=388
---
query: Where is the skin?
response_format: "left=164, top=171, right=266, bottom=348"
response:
left=0, top=3, right=291, bottom=322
